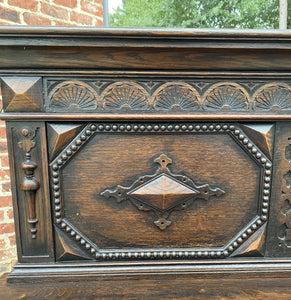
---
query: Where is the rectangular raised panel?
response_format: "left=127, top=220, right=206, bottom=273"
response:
left=49, top=122, right=271, bottom=260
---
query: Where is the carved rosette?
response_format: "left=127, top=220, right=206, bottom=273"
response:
left=203, top=83, right=249, bottom=111
left=152, top=82, right=200, bottom=110
left=102, top=82, right=149, bottom=110
left=253, top=83, right=291, bottom=111
left=48, top=81, right=98, bottom=111
left=16, top=127, right=40, bottom=239
left=50, top=122, right=272, bottom=261
left=101, top=154, right=225, bottom=230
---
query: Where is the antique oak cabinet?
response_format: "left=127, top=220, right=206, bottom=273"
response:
left=1, top=27, right=291, bottom=285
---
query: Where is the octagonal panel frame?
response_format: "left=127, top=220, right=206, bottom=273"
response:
left=49, top=122, right=272, bottom=261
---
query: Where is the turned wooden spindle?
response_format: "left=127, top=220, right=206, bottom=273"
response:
left=20, top=148, right=40, bottom=239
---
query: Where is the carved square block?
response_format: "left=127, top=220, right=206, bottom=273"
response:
left=1, top=77, right=43, bottom=112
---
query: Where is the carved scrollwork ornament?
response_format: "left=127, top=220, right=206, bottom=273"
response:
left=101, top=154, right=225, bottom=230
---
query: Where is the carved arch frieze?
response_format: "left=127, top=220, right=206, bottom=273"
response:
left=45, top=79, right=291, bottom=113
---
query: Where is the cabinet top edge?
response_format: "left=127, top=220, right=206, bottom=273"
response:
left=0, top=26, right=291, bottom=73
left=0, top=26, right=291, bottom=47
left=0, top=26, right=290, bottom=37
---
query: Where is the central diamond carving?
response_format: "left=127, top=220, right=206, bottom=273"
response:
left=129, top=174, right=198, bottom=211
left=100, top=154, right=225, bottom=230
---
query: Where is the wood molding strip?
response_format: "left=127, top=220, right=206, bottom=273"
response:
left=2, top=113, right=291, bottom=121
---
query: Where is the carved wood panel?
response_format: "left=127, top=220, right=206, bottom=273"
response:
left=48, top=122, right=272, bottom=261
left=6, top=122, right=54, bottom=263
left=266, top=122, right=291, bottom=257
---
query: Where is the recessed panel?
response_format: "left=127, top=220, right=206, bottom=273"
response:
left=61, top=129, right=260, bottom=250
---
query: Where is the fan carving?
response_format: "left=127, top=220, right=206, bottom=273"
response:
left=45, top=80, right=291, bottom=113
left=48, top=81, right=98, bottom=111
left=103, top=82, right=149, bottom=110
left=152, top=83, right=200, bottom=111
left=204, top=84, right=249, bottom=111
left=253, top=84, right=291, bottom=111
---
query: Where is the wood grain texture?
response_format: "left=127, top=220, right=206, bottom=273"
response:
left=3, top=272, right=291, bottom=299
left=0, top=27, right=291, bottom=71
left=3, top=112, right=291, bottom=121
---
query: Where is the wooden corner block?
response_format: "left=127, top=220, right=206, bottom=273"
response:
left=1, top=77, right=44, bottom=112
left=230, top=223, right=267, bottom=257
left=54, top=226, right=92, bottom=261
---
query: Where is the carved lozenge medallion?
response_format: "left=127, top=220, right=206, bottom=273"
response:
left=101, top=154, right=225, bottom=230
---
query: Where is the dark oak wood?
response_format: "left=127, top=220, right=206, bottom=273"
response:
left=0, top=27, right=291, bottom=296
left=2, top=272, right=291, bottom=300
left=0, top=27, right=291, bottom=73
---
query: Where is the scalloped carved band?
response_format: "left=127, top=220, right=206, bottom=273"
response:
left=46, top=80, right=291, bottom=113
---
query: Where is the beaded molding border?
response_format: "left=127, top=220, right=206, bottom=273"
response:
left=50, top=122, right=272, bottom=260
